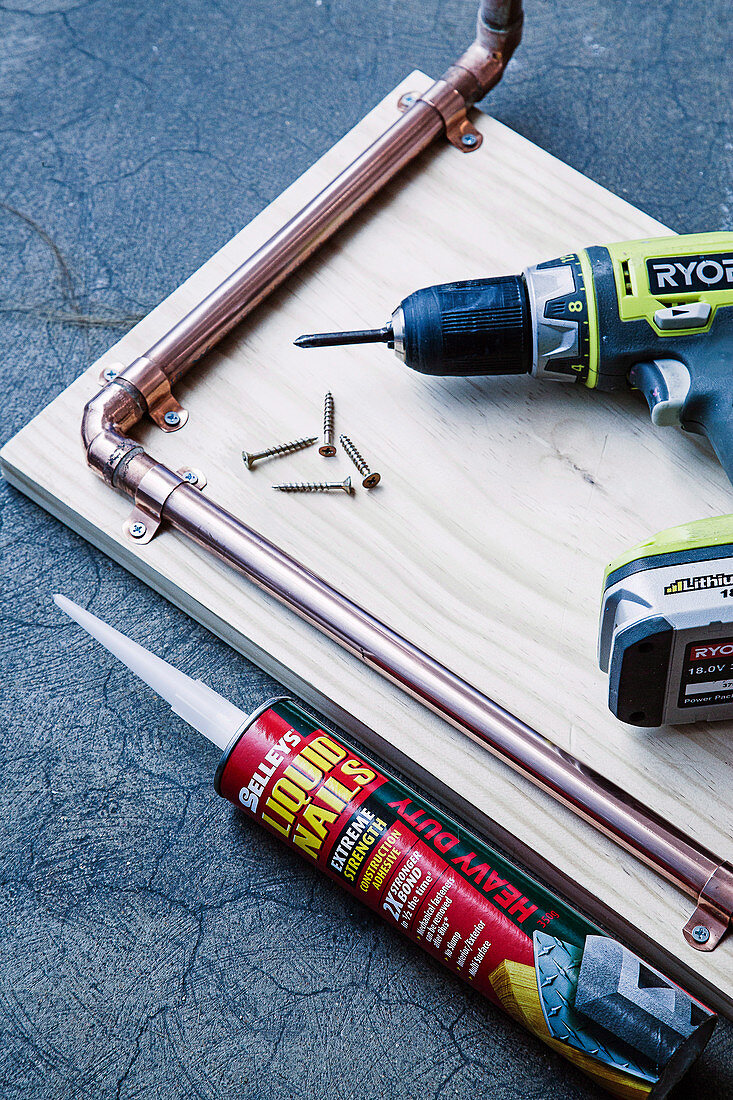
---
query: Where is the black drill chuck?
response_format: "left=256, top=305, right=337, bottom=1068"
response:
left=295, top=274, right=533, bottom=377
left=398, top=275, right=531, bottom=375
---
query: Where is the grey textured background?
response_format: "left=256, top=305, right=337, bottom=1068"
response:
left=1, top=1, right=732, bottom=1097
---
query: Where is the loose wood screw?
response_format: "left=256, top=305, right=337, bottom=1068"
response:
left=339, top=434, right=381, bottom=488
left=242, top=436, right=318, bottom=470
left=319, top=391, right=336, bottom=456
left=272, top=477, right=352, bottom=495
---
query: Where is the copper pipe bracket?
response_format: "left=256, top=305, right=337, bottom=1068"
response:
left=398, top=83, right=483, bottom=152
left=118, top=357, right=188, bottom=432
left=683, top=862, right=733, bottom=951
left=176, top=467, right=207, bottom=491
left=123, top=465, right=203, bottom=544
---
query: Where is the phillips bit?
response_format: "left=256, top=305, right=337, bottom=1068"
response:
left=294, top=325, right=393, bottom=349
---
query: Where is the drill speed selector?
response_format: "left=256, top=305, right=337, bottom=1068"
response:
left=524, top=252, right=593, bottom=381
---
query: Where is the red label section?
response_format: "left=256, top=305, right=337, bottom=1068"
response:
left=220, top=705, right=534, bottom=1004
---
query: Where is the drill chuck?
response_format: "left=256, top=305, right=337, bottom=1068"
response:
left=394, top=274, right=532, bottom=375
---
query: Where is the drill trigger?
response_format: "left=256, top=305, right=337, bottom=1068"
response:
left=629, top=359, right=691, bottom=428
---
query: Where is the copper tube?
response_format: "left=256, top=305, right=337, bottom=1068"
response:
left=81, top=9, right=519, bottom=484
left=78, top=0, right=732, bottom=947
left=137, top=104, right=443, bottom=385
left=161, top=483, right=732, bottom=909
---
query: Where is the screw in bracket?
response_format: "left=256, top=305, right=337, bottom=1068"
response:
left=242, top=436, right=318, bottom=470
left=272, top=477, right=352, bottom=495
left=461, top=132, right=478, bottom=148
left=102, top=366, right=119, bottom=383
left=163, top=410, right=182, bottom=427
left=180, top=470, right=198, bottom=485
left=129, top=521, right=148, bottom=539
left=339, top=434, right=381, bottom=489
left=691, top=924, right=710, bottom=944
left=319, top=391, right=336, bottom=456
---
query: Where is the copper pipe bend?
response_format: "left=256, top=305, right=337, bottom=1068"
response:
left=81, top=6, right=520, bottom=445
left=81, top=7, right=520, bottom=485
left=81, top=382, right=147, bottom=486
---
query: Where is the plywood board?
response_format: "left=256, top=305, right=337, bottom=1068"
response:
left=3, top=72, right=732, bottom=1014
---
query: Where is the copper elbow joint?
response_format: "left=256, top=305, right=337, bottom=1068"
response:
left=442, top=0, right=523, bottom=109
left=81, top=382, right=147, bottom=487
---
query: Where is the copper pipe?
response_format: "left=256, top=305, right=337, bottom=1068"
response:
left=78, top=0, right=733, bottom=949
left=139, top=104, right=443, bottom=385
left=160, top=485, right=733, bottom=919
left=94, top=8, right=521, bottom=401
left=81, top=7, right=520, bottom=484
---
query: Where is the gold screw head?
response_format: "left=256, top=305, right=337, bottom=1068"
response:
left=242, top=436, right=317, bottom=470
left=320, top=391, right=336, bottom=456
left=339, top=434, right=381, bottom=490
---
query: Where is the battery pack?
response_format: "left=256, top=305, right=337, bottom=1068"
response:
left=600, top=516, right=733, bottom=725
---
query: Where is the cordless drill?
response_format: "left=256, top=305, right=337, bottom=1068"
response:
left=296, top=232, right=733, bottom=484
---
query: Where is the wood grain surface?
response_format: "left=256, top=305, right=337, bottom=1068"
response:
left=3, top=71, right=732, bottom=1015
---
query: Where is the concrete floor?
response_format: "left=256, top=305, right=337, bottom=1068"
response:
left=1, top=1, right=732, bottom=1097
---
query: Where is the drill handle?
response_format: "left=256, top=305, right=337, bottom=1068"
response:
left=682, top=377, right=733, bottom=488
left=631, top=346, right=733, bottom=487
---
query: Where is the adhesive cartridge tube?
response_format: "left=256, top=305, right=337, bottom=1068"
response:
left=52, top=592, right=717, bottom=1095
left=216, top=698, right=715, bottom=1099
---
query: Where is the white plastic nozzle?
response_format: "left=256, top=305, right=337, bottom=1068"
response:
left=54, top=594, right=249, bottom=750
